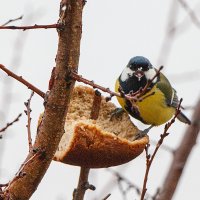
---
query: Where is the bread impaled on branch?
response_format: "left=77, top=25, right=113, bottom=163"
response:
left=51, top=85, right=149, bottom=168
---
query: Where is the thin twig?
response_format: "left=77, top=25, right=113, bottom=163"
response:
left=0, top=64, right=45, bottom=98
left=140, top=99, right=183, bottom=200
left=0, top=113, right=22, bottom=138
left=1, top=15, right=23, bottom=26
left=24, top=92, right=34, bottom=152
left=73, top=90, right=101, bottom=200
left=158, top=98, right=200, bottom=200
left=136, top=66, right=163, bottom=99
left=71, top=67, right=162, bottom=103
left=0, top=23, right=62, bottom=30
left=71, top=71, right=121, bottom=98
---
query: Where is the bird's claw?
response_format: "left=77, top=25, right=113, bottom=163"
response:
left=110, top=108, right=125, bottom=121
left=133, top=125, right=154, bottom=140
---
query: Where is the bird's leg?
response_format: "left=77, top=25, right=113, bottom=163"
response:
left=134, top=125, right=154, bottom=140
left=110, top=108, right=125, bottom=121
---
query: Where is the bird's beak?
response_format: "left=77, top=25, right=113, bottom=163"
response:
left=134, top=70, right=144, bottom=81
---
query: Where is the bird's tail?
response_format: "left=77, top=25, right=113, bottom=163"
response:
left=177, top=111, right=191, bottom=125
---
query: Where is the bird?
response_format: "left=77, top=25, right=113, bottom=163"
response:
left=114, top=56, right=191, bottom=136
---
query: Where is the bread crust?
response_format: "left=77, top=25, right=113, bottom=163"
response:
left=53, top=85, right=149, bottom=168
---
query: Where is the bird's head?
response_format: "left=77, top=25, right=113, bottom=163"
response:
left=120, top=56, right=157, bottom=82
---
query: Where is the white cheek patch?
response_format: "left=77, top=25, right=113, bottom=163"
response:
left=120, top=67, right=134, bottom=82
left=144, top=68, right=157, bottom=83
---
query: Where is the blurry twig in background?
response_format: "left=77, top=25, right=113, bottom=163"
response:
left=158, top=0, right=200, bottom=66
left=150, top=140, right=175, bottom=154
left=0, top=113, right=22, bottom=139
left=169, top=2, right=200, bottom=36
left=157, top=98, right=200, bottom=200
left=140, top=99, right=183, bottom=200
left=1, top=15, right=23, bottom=26
left=24, top=91, right=34, bottom=152
left=177, top=0, right=200, bottom=29
left=107, top=169, right=152, bottom=200
left=157, top=0, right=179, bottom=65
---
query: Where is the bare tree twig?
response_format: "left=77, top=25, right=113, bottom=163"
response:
left=1, top=15, right=23, bottom=26
left=73, top=90, right=101, bottom=200
left=157, top=98, right=200, bottom=200
left=24, top=92, right=34, bottom=152
left=0, top=23, right=62, bottom=30
left=0, top=64, right=45, bottom=98
left=140, top=99, right=183, bottom=200
left=0, top=113, right=22, bottom=138
left=178, top=0, right=200, bottom=29
left=70, top=71, right=121, bottom=98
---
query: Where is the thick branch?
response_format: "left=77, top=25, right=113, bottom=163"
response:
left=3, top=1, right=84, bottom=199
left=158, top=99, right=200, bottom=200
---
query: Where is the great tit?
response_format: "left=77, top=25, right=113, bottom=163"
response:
left=115, top=56, right=191, bottom=131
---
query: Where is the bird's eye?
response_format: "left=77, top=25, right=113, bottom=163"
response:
left=129, top=64, right=137, bottom=71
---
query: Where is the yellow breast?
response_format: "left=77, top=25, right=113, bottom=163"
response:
left=115, top=79, right=175, bottom=125
left=135, top=86, right=175, bottom=125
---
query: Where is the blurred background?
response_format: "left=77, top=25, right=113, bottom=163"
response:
left=0, top=0, right=200, bottom=199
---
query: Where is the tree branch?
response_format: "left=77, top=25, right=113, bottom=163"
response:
left=2, top=0, right=84, bottom=199
left=0, top=64, right=45, bottom=98
left=0, top=23, right=62, bottom=30
left=157, top=98, right=200, bottom=200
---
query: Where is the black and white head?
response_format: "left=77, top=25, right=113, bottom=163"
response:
left=120, top=56, right=158, bottom=83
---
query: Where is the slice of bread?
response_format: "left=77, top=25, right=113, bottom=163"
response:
left=53, top=85, right=148, bottom=168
